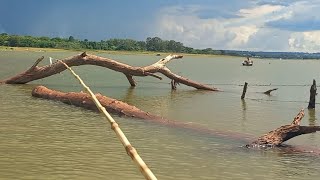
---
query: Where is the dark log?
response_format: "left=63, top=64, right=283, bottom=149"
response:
left=241, top=82, right=248, bottom=99
left=171, top=79, right=179, bottom=90
left=308, top=79, right=317, bottom=109
left=247, top=109, right=320, bottom=147
left=263, top=88, right=278, bottom=95
left=1, top=53, right=219, bottom=91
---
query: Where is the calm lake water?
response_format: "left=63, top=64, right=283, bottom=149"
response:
left=1, top=51, right=320, bottom=179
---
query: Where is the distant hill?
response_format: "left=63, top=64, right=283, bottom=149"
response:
left=222, top=50, right=320, bottom=59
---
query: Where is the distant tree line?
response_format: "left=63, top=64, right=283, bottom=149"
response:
left=1, top=33, right=320, bottom=59
left=0, top=33, right=224, bottom=55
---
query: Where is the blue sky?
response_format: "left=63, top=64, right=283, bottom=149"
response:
left=1, top=0, right=320, bottom=52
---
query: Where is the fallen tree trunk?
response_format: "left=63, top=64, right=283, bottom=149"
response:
left=31, top=85, right=252, bottom=142
left=248, top=109, right=320, bottom=147
left=32, top=85, right=168, bottom=123
left=1, top=52, right=218, bottom=91
left=33, top=86, right=320, bottom=153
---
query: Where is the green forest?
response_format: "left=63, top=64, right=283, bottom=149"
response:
left=1, top=33, right=320, bottom=59
left=0, top=33, right=224, bottom=55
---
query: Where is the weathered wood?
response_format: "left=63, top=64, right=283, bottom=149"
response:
left=241, top=82, right=248, bottom=99
left=263, top=88, right=278, bottom=95
left=32, top=85, right=166, bottom=122
left=32, top=86, right=320, bottom=154
left=31, top=85, right=252, bottom=141
left=248, top=109, right=320, bottom=147
left=1, top=53, right=219, bottom=91
left=171, top=79, right=179, bottom=90
left=308, top=79, right=317, bottom=109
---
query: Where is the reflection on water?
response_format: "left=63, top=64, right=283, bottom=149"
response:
left=1, top=52, right=320, bottom=179
left=308, top=109, right=317, bottom=126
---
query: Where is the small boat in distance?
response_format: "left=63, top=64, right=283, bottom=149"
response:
left=242, top=57, right=253, bottom=66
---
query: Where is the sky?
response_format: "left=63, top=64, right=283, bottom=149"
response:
left=1, top=0, right=320, bottom=52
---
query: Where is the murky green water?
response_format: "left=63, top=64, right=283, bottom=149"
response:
left=1, top=51, right=320, bottom=179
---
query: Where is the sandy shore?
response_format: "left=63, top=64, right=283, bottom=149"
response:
left=0, top=46, right=232, bottom=58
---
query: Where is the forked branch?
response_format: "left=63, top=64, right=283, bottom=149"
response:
left=1, top=53, right=218, bottom=91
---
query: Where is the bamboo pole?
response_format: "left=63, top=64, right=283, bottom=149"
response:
left=58, top=60, right=157, bottom=180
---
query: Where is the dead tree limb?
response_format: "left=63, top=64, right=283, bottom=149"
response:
left=248, top=109, right=320, bottom=147
left=31, top=85, right=251, bottom=141
left=32, top=85, right=167, bottom=123
left=263, top=88, right=278, bottom=95
left=32, top=86, right=320, bottom=154
left=308, top=79, right=317, bottom=109
left=1, top=53, right=218, bottom=91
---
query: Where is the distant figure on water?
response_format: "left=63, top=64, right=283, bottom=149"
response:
left=242, top=56, right=253, bottom=66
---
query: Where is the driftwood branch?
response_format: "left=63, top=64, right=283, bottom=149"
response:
left=1, top=53, right=218, bottom=91
left=32, top=86, right=320, bottom=154
left=263, top=88, right=278, bottom=95
left=30, top=56, right=44, bottom=69
left=248, top=109, right=320, bottom=147
left=31, top=85, right=252, bottom=141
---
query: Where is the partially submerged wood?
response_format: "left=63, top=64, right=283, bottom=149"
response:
left=1, top=53, right=218, bottom=91
left=32, top=85, right=167, bottom=122
left=248, top=109, right=320, bottom=147
left=241, top=82, right=248, bottom=99
left=171, top=79, right=179, bottom=90
left=32, top=85, right=252, bottom=141
left=32, top=86, right=320, bottom=155
left=308, top=79, right=317, bottom=109
left=263, top=88, right=278, bottom=95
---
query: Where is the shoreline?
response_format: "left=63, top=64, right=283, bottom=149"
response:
left=0, top=46, right=235, bottom=58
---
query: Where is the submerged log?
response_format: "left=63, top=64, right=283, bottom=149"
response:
left=31, top=85, right=252, bottom=141
left=32, top=86, right=320, bottom=155
left=32, top=85, right=167, bottom=123
left=1, top=53, right=218, bottom=91
left=248, top=109, right=320, bottom=147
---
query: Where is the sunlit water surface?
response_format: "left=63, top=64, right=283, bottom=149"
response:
left=1, top=51, right=320, bottom=179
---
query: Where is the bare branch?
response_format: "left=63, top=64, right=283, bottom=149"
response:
left=30, top=56, right=44, bottom=70
left=1, top=53, right=218, bottom=91
left=125, top=74, right=136, bottom=87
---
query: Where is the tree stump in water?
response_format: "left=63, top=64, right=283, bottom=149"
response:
left=308, top=79, right=317, bottom=109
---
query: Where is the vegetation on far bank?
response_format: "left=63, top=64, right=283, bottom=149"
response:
left=0, top=33, right=224, bottom=55
left=1, top=33, right=320, bottom=59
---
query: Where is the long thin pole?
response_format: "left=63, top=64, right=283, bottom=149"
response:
left=59, top=60, right=157, bottom=180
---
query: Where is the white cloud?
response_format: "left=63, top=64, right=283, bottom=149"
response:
left=238, top=4, right=283, bottom=18
left=155, top=4, right=283, bottom=50
left=289, top=31, right=320, bottom=52
left=153, top=1, right=320, bottom=52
